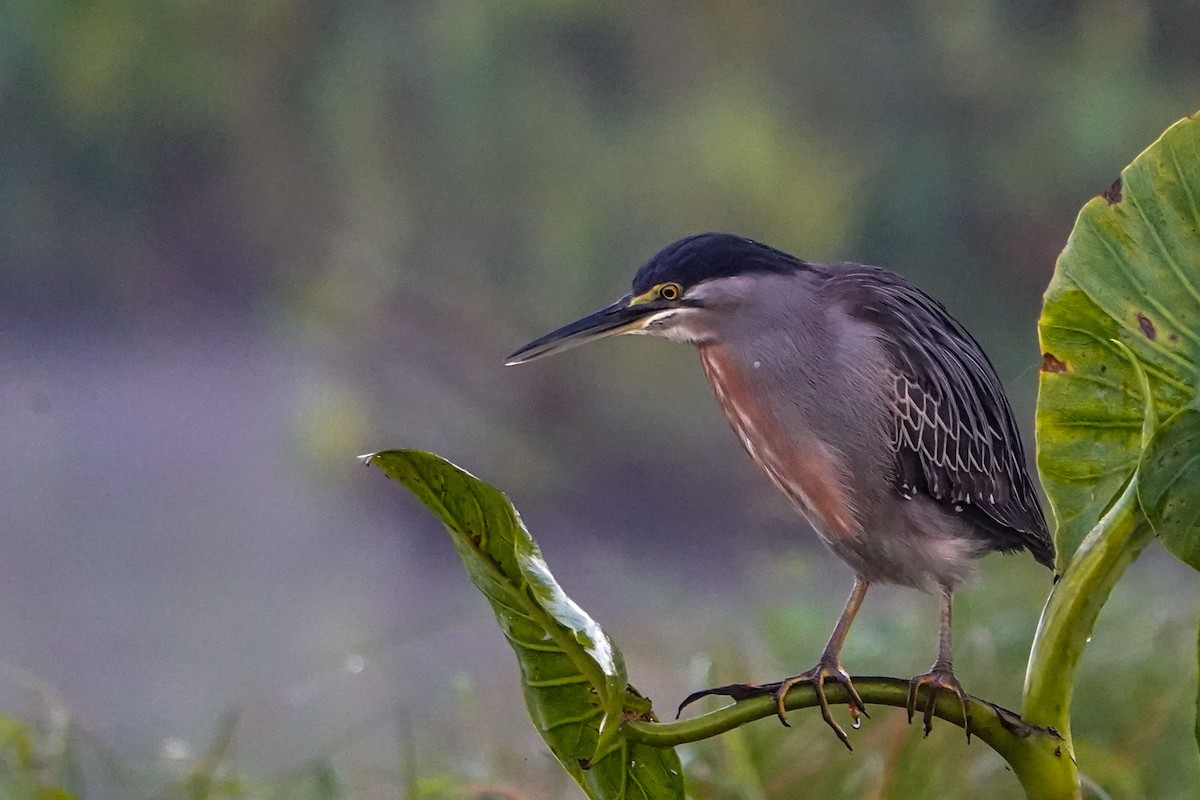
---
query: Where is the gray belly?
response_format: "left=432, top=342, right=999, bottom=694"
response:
left=822, top=495, right=986, bottom=591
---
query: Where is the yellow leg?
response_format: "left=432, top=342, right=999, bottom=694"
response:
left=774, top=576, right=871, bottom=750
left=906, top=584, right=973, bottom=740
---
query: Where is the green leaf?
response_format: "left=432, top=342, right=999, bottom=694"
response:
left=1138, top=406, right=1200, bottom=570
left=1037, top=111, right=1200, bottom=567
left=365, top=450, right=684, bottom=800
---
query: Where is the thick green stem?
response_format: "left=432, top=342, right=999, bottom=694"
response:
left=1021, top=476, right=1154, bottom=794
left=627, top=677, right=1077, bottom=800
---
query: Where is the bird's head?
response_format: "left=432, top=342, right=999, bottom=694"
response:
left=505, top=232, right=805, bottom=365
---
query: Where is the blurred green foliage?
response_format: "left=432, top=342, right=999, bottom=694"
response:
left=6, top=0, right=1199, bottom=309
left=4, top=2, right=1198, bottom=487
left=3, top=1, right=1200, bottom=798
left=2, top=0, right=1196, bottom=492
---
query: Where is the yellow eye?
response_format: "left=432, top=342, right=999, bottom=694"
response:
left=659, top=283, right=681, bottom=301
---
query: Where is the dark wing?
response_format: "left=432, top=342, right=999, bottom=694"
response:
left=829, top=265, right=1054, bottom=569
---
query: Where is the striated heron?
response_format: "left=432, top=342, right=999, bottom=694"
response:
left=505, top=232, right=1053, bottom=749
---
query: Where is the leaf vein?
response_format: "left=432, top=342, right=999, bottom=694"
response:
left=1125, top=182, right=1200, bottom=308
left=542, top=707, right=604, bottom=732
left=502, top=631, right=562, bottom=653
left=1166, top=141, right=1200, bottom=235
left=1094, top=226, right=1200, bottom=348
left=524, top=674, right=591, bottom=688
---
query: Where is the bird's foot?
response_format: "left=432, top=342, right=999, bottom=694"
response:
left=907, top=662, right=972, bottom=741
left=676, top=657, right=867, bottom=751
left=773, top=658, right=868, bottom=750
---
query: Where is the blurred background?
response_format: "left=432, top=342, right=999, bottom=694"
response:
left=1, top=1, right=1199, bottom=798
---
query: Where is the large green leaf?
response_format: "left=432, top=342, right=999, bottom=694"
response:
left=1139, top=405, right=1200, bottom=570
left=1037, top=112, right=1200, bottom=567
left=365, top=450, right=683, bottom=800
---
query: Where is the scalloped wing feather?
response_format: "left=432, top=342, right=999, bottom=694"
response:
left=831, top=266, right=1054, bottom=569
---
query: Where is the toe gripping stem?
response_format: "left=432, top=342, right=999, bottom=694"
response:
left=677, top=664, right=869, bottom=752
left=906, top=662, right=973, bottom=742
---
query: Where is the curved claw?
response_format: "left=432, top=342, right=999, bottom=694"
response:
left=907, top=665, right=972, bottom=742
left=774, top=660, right=867, bottom=751
left=675, top=662, right=872, bottom=751
left=675, top=682, right=779, bottom=718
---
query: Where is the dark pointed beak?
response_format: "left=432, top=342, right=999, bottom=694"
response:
left=505, top=295, right=655, bottom=365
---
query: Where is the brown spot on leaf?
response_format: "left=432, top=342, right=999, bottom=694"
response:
left=1137, top=312, right=1157, bottom=340
left=1102, top=177, right=1122, bottom=205
left=1041, top=353, right=1068, bottom=373
left=1169, top=333, right=1179, bottom=343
